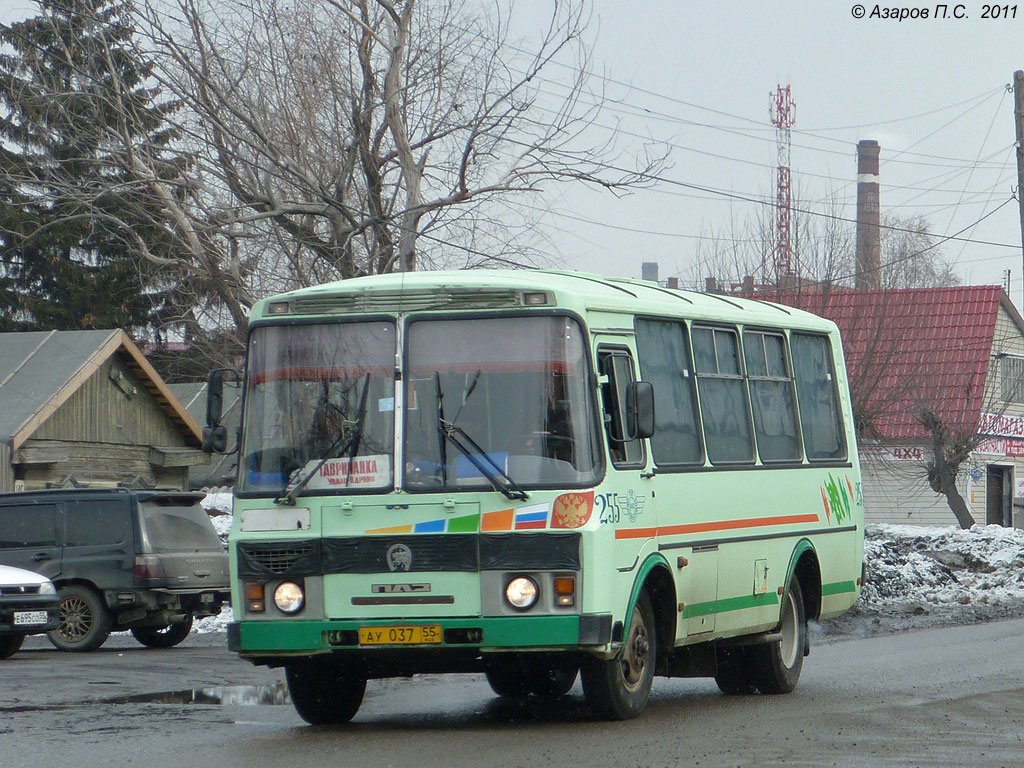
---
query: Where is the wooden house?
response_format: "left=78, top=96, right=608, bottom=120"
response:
left=0, top=330, right=206, bottom=491
left=168, top=381, right=241, bottom=489
left=764, top=285, right=1024, bottom=527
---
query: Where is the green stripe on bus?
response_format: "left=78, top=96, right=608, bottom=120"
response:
left=236, top=615, right=583, bottom=652
left=821, top=580, right=858, bottom=596
left=446, top=513, right=481, bottom=533
left=682, top=592, right=779, bottom=619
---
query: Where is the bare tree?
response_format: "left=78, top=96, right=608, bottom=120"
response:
left=135, top=0, right=662, bottom=280
left=2, top=0, right=662, bottom=367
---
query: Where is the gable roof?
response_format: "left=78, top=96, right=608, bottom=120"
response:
left=0, top=329, right=203, bottom=449
left=168, top=381, right=242, bottom=429
left=762, top=285, right=1009, bottom=441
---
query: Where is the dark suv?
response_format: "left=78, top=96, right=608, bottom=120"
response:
left=0, top=489, right=229, bottom=651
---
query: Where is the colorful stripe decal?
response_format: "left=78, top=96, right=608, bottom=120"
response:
left=446, top=513, right=481, bottom=533
left=364, top=523, right=414, bottom=535
left=481, top=509, right=514, bottom=532
left=683, top=591, right=779, bottom=618
left=365, top=513, right=481, bottom=535
left=821, top=580, right=858, bottom=596
left=413, top=519, right=446, bottom=533
left=614, top=512, right=821, bottom=540
left=363, top=504, right=553, bottom=535
left=514, top=503, right=550, bottom=530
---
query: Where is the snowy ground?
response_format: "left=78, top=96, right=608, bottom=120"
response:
left=817, top=523, right=1024, bottom=642
left=196, top=492, right=1024, bottom=641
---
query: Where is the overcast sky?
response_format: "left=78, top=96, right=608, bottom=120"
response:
left=3, top=1, right=1024, bottom=306
left=559, top=1, right=1024, bottom=301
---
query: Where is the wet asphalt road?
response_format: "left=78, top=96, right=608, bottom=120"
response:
left=3, top=620, right=1024, bottom=768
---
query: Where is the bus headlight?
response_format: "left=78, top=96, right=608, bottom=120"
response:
left=505, top=576, right=539, bottom=610
left=273, top=582, right=305, bottom=614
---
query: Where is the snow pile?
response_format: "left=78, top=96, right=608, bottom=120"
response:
left=861, top=523, right=1024, bottom=607
left=820, top=523, right=1024, bottom=641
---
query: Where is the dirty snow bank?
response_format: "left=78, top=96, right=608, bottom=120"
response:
left=819, top=523, right=1024, bottom=641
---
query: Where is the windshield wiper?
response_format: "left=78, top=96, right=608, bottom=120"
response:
left=275, top=373, right=371, bottom=506
left=439, top=420, right=529, bottom=501
left=433, top=373, right=526, bottom=501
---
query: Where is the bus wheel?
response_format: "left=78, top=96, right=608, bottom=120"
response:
left=750, top=579, right=807, bottom=694
left=527, top=664, right=578, bottom=699
left=285, top=660, right=366, bottom=725
left=484, top=662, right=530, bottom=698
left=581, top=591, right=655, bottom=720
left=714, top=646, right=758, bottom=695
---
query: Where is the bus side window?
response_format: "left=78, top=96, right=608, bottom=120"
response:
left=791, top=333, right=848, bottom=461
left=692, top=326, right=755, bottom=464
left=635, top=319, right=704, bottom=466
left=743, top=330, right=802, bottom=462
left=598, top=348, right=645, bottom=467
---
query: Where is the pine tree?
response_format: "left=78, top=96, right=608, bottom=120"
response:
left=0, top=0, right=185, bottom=334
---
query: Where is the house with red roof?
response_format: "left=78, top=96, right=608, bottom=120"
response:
left=767, top=284, right=1024, bottom=527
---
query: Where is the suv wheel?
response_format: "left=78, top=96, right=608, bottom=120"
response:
left=131, top=615, right=194, bottom=649
left=47, top=585, right=112, bottom=652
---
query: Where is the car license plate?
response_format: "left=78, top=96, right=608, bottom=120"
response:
left=358, top=625, right=442, bottom=645
left=13, top=610, right=48, bottom=626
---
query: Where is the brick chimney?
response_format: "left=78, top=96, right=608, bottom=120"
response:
left=856, top=140, right=881, bottom=290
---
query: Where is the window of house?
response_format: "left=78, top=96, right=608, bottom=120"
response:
left=692, top=326, right=755, bottom=464
left=1000, top=355, right=1024, bottom=403
left=743, top=331, right=802, bottom=462
left=791, top=333, right=847, bottom=461
left=635, top=319, right=704, bottom=466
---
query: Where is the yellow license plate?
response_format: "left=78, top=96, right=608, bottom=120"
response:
left=358, top=625, right=442, bottom=645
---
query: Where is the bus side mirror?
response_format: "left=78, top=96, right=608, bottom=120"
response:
left=626, top=381, right=655, bottom=440
left=203, top=368, right=240, bottom=454
left=207, top=369, right=225, bottom=427
left=203, top=424, right=228, bottom=454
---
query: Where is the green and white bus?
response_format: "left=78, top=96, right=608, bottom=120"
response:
left=205, top=269, right=864, bottom=722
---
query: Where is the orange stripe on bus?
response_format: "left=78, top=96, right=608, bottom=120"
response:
left=614, top=513, right=821, bottom=540
left=481, top=509, right=515, bottom=532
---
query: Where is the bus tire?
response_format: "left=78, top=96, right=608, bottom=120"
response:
left=131, top=615, right=194, bottom=649
left=750, top=578, right=806, bottom=695
left=527, top=664, right=578, bottom=699
left=581, top=591, right=656, bottom=720
left=484, top=662, right=531, bottom=698
left=285, top=660, right=366, bottom=725
left=714, top=646, right=758, bottom=695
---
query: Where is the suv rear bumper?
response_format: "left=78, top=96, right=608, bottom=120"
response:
left=105, top=588, right=231, bottom=622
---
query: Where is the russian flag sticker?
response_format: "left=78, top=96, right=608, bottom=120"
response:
left=513, top=503, right=549, bottom=530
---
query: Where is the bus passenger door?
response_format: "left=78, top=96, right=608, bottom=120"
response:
left=596, top=344, right=656, bottom=571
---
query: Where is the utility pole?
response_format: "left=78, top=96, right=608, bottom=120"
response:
left=1014, top=70, right=1024, bottom=308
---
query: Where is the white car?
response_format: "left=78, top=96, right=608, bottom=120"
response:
left=0, top=563, right=60, bottom=659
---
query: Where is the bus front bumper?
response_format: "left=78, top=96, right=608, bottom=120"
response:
left=227, top=614, right=612, bottom=655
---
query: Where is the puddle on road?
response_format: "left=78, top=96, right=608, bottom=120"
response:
left=102, top=683, right=290, bottom=706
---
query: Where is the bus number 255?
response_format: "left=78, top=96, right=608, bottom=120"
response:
left=597, top=493, right=621, bottom=524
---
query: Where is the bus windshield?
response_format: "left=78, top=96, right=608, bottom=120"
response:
left=240, top=321, right=396, bottom=494
left=404, top=315, right=602, bottom=491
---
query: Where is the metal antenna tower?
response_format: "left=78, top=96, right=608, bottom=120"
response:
left=770, top=84, right=796, bottom=284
